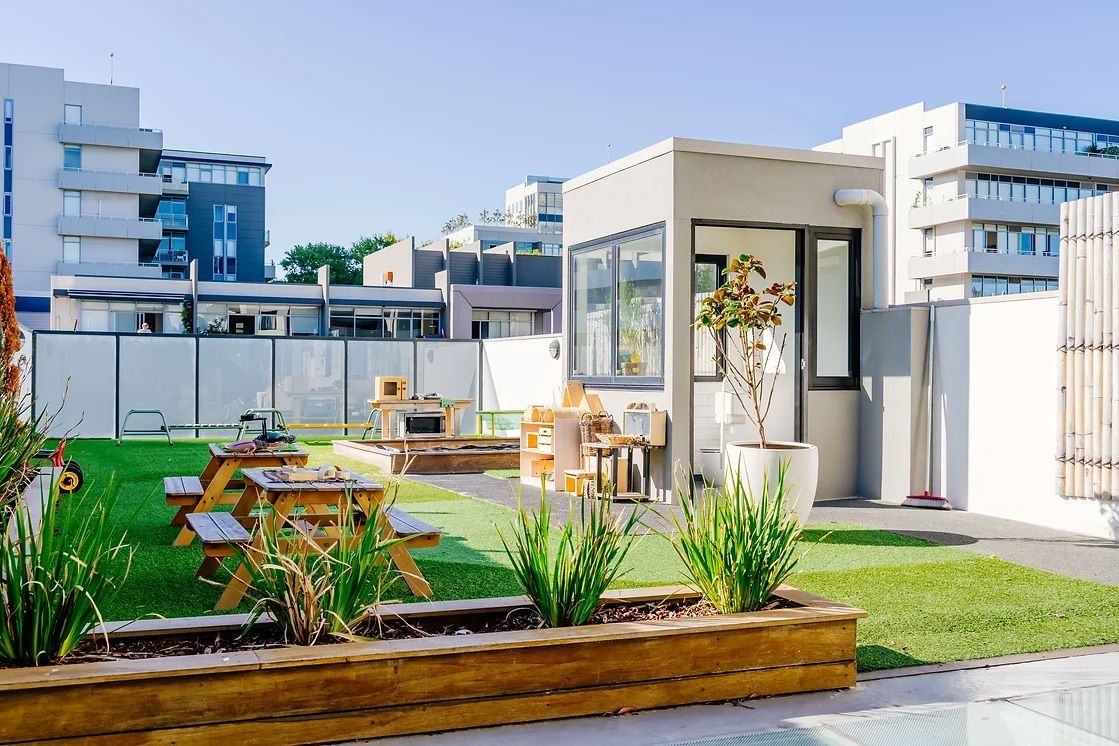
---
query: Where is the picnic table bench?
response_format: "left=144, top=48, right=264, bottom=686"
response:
left=196, top=467, right=441, bottom=610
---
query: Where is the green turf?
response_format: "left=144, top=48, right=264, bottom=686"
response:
left=57, top=438, right=1119, bottom=671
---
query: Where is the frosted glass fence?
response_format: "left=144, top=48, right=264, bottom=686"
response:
left=31, top=332, right=531, bottom=439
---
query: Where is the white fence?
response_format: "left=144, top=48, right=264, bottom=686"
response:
left=31, top=332, right=563, bottom=439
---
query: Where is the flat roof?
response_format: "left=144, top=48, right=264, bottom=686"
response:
left=160, top=149, right=271, bottom=170
left=564, top=137, right=882, bottom=192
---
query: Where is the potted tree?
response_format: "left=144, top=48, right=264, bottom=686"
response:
left=695, top=253, right=818, bottom=524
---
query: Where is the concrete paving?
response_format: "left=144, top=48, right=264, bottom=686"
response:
left=811, top=497, right=1119, bottom=587
left=377, top=650, right=1119, bottom=745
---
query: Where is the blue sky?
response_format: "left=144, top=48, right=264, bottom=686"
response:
left=3, top=1, right=1115, bottom=264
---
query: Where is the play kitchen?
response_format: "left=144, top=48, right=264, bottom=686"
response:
left=520, top=382, right=667, bottom=501
left=368, top=376, right=471, bottom=439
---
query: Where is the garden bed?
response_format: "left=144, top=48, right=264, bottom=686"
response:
left=0, top=585, right=863, bottom=744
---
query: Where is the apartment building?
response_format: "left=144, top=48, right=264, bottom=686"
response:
left=442, top=175, right=566, bottom=256
left=154, top=150, right=272, bottom=283
left=817, top=102, right=1119, bottom=302
left=0, top=63, right=271, bottom=330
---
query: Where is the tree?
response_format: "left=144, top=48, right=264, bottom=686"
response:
left=0, top=251, right=20, bottom=400
left=278, top=242, right=356, bottom=284
left=441, top=214, right=470, bottom=235
left=350, top=232, right=399, bottom=264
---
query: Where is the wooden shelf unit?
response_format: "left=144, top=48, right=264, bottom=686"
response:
left=520, top=419, right=581, bottom=489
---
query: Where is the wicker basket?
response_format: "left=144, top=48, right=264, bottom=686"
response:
left=580, top=411, right=614, bottom=457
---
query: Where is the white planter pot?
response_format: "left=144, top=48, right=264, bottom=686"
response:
left=723, top=441, right=819, bottom=526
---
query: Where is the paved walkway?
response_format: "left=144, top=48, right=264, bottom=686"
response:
left=812, top=498, right=1119, bottom=587
left=377, top=649, right=1119, bottom=744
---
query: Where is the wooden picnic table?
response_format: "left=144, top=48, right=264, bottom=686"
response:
left=171, top=443, right=309, bottom=547
left=208, top=467, right=434, bottom=610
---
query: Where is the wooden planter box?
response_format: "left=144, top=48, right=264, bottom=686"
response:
left=0, top=586, right=864, bottom=744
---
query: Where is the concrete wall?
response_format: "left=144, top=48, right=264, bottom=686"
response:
left=860, top=293, right=1119, bottom=541
left=363, top=237, right=415, bottom=288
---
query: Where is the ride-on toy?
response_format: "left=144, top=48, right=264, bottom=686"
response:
left=33, top=439, right=84, bottom=493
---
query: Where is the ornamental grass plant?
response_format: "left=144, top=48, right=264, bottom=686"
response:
left=499, top=481, right=643, bottom=627
left=670, top=462, right=801, bottom=614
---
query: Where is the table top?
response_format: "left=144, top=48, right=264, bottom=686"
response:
left=583, top=441, right=654, bottom=451
left=241, top=467, right=383, bottom=492
left=209, top=443, right=309, bottom=458
left=367, top=398, right=473, bottom=408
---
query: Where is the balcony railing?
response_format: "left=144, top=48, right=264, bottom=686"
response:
left=63, top=214, right=161, bottom=223
left=60, top=259, right=160, bottom=268
left=153, top=249, right=189, bottom=264
left=63, top=121, right=162, bottom=134
left=157, top=214, right=188, bottom=229
left=917, top=192, right=1103, bottom=208
left=914, top=139, right=1119, bottom=161
left=61, top=166, right=160, bottom=178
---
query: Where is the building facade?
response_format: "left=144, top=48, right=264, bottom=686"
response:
left=817, top=102, right=1119, bottom=302
left=155, top=150, right=272, bottom=283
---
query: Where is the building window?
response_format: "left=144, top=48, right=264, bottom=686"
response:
left=3, top=99, right=12, bottom=123
left=809, top=232, right=859, bottom=389
left=471, top=310, right=535, bottom=339
left=212, top=204, right=237, bottom=281
left=157, top=159, right=264, bottom=187
left=156, top=197, right=187, bottom=228
left=922, top=228, right=934, bottom=257
left=970, top=223, right=1060, bottom=257
left=63, top=144, right=81, bottom=171
left=3, top=146, right=10, bottom=170
left=63, top=104, right=82, bottom=125
left=62, top=236, right=81, bottom=263
left=63, top=190, right=80, bottom=217
left=328, top=307, right=440, bottom=338
left=965, top=172, right=1113, bottom=205
left=2, top=193, right=11, bottom=217
left=570, top=225, right=664, bottom=385
left=922, top=126, right=934, bottom=154
left=966, top=118, right=1119, bottom=157
left=971, top=274, right=1059, bottom=297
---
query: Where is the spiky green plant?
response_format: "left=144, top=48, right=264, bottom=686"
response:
left=241, top=485, right=409, bottom=646
left=0, top=476, right=131, bottom=665
left=671, top=462, right=800, bottom=614
left=499, top=485, right=643, bottom=627
left=0, top=389, right=51, bottom=512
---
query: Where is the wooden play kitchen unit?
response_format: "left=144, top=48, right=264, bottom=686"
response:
left=188, top=466, right=441, bottom=610
left=368, top=398, right=473, bottom=438
left=164, top=443, right=309, bottom=546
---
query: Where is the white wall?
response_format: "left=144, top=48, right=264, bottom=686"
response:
left=481, top=334, right=563, bottom=411
left=864, top=294, right=1119, bottom=541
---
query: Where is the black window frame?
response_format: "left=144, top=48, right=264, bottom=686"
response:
left=693, top=253, right=727, bottom=382
left=568, top=222, right=666, bottom=389
left=806, top=228, right=860, bottom=391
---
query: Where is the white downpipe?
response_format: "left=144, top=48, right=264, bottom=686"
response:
left=834, top=189, right=889, bottom=309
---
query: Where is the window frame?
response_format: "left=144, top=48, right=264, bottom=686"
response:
left=693, top=253, right=727, bottom=383
left=806, top=228, right=861, bottom=391
left=568, top=222, right=666, bottom=389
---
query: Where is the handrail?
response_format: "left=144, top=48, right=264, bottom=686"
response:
left=59, top=259, right=160, bottom=267
left=61, top=121, right=162, bottom=134
left=914, top=139, right=1119, bottom=161
left=61, top=166, right=159, bottom=178
left=919, top=247, right=1059, bottom=259
left=918, top=192, right=1094, bottom=207
left=61, top=214, right=161, bottom=223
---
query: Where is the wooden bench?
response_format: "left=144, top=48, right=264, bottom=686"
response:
left=164, top=476, right=204, bottom=526
left=186, top=512, right=253, bottom=579
left=385, top=507, right=441, bottom=549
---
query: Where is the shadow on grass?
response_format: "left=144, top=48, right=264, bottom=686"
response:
left=857, top=644, right=929, bottom=672
left=800, top=528, right=978, bottom=548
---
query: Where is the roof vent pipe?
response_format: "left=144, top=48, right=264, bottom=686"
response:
left=834, top=189, right=889, bottom=309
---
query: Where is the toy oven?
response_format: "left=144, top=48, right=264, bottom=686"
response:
left=375, top=376, right=408, bottom=401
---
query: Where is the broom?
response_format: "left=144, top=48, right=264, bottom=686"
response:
left=903, top=305, right=950, bottom=509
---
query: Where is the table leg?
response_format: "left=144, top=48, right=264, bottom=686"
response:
left=352, top=490, right=432, bottom=597
left=609, top=451, right=619, bottom=499
left=216, top=490, right=296, bottom=611
left=174, top=459, right=238, bottom=547
left=641, top=448, right=650, bottom=496
left=595, top=449, right=604, bottom=495
left=445, top=405, right=454, bottom=437
left=198, top=455, right=221, bottom=486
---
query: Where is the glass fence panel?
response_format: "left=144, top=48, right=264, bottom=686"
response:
left=118, top=336, right=197, bottom=437
left=275, top=338, right=345, bottom=435
left=346, top=340, right=413, bottom=435
left=34, top=333, right=117, bottom=437
left=198, top=336, right=273, bottom=426
left=416, top=341, right=480, bottom=435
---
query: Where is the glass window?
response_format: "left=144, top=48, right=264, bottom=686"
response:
left=923, top=126, right=933, bottom=154
left=63, top=104, right=81, bottom=125
left=571, top=245, right=614, bottom=378
left=63, top=145, right=81, bottom=170
left=3, top=99, right=12, bottom=122
left=812, top=237, right=854, bottom=384
left=214, top=205, right=224, bottom=222
left=3, top=145, right=10, bottom=170
left=63, top=190, right=80, bottom=217
left=62, top=236, right=80, bottom=263
left=694, top=256, right=724, bottom=379
left=615, top=234, right=663, bottom=378
left=2, top=193, right=10, bottom=217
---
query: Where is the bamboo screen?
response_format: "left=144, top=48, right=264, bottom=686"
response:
left=1058, top=194, right=1119, bottom=499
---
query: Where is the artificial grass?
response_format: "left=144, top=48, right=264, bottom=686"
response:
left=55, top=438, right=1119, bottom=671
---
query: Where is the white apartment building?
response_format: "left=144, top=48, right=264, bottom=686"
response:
left=817, top=102, right=1119, bottom=303
left=443, top=175, right=566, bottom=256
left=504, top=175, right=564, bottom=236
left=1, top=63, right=164, bottom=328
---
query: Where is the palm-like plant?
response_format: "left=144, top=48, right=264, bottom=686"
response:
left=499, top=486, right=642, bottom=627
left=670, top=463, right=801, bottom=614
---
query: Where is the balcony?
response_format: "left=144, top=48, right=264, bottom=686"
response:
left=160, top=178, right=189, bottom=196
left=153, top=249, right=189, bottom=265
left=58, top=122, right=163, bottom=152
left=58, top=168, right=162, bottom=196
left=908, top=249, right=1059, bottom=280
left=57, top=214, right=164, bottom=241
left=157, top=213, right=188, bottom=230
left=55, top=259, right=162, bottom=279
left=909, top=195, right=1060, bottom=229
left=910, top=141, right=1119, bottom=181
